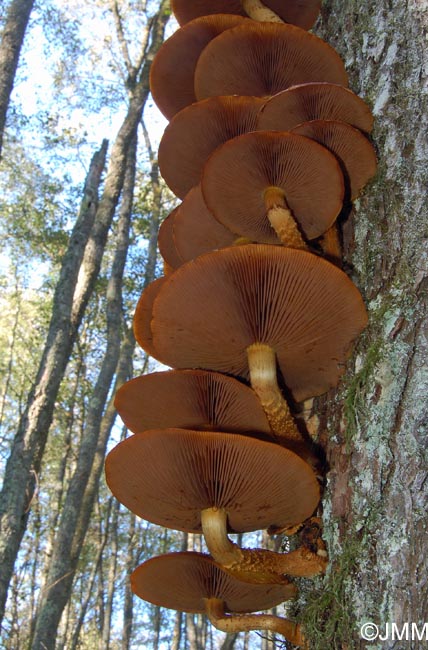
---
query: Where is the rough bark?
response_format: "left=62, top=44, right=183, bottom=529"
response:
left=0, top=0, right=35, bottom=158
left=301, top=3, right=428, bottom=649
left=0, top=139, right=108, bottom=625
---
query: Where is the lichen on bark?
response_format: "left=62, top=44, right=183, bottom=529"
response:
left=297, top=2, right=428, bottom=648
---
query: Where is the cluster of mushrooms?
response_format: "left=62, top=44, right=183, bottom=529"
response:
left=106, top=1, right=376, bottom=646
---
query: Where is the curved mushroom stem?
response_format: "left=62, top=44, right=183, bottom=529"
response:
left=264, top=186, right=307, bottom=249
left=319, top=223, right=342, bottom=263
left=247, top=343, right=301, bottom=442
left=247, top=343, right=321, bottom=469
left=241, top=0, right=284, bottom=23
left=205, top=598, right=306, bottom=646
left=201, top=508, right=328, bottom=584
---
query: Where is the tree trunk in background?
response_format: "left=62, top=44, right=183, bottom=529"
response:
left=0, top=139, right=108, bottom=625
left=31, top=136, right=137, bottom=649
left=121, top=513, right=137, bottom=650
left=0, top=0, right=35, bottom=158
left=0, top=1, right=170, bottom=627
left=302, top=3, right=428, bottom=649
left=100, top=499, right=120, bottom=650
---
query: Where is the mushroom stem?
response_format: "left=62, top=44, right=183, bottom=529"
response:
left=205, top=597, right=306, bottom=646
left=246, top=343, right=301, bottom=442
left=201, top=507, right=328, bottom=584
left=241, top=0, right=284, bottom=23
left=264, top=186, right=307, bottom=249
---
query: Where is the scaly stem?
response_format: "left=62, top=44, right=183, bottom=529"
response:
left=247, top=343, right=301, bottom=442
left=201, top=508, right=327, bottom=584
left=205, top=598, right=306, bottom=646
left=247, top=343, right=321, bottom=469
left=264, top=186, right=307, bottom=249
left=241, top=0, right=284, bottom=23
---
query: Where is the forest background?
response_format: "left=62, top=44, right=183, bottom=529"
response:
left=0, top=1, right=427, bottom=650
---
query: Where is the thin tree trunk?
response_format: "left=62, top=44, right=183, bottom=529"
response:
left=31, top=135, right=137, bottom=649
left=171, top=610, right=183, bottom=650
left=68, top=503, right=111, bottom=650
left=301, top=3, right=428, bottom=649
left=121, top=513, right=137, bottom=650
left=0, top=138, right=108, bottom=625
left=100, top=498, right=120, bottom=650
left=0, top=0, right=35, bottom=158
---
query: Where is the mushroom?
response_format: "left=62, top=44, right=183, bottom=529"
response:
left=150, top=14, right=250, bottom=119
left=114, top=368, right=272, bottom=437
left=173, top=186, right=239, bottom=264
left=171, top=0, right=321, bottom=31
left=290, top=120, right=377, bottom=262
left=290, top=119, right=377, bottom=201
left=133, top=277, right=167, bottom=357
left=158, top=95, right=264, bottom=199
left=194, top=22, right=348, bottom=102
left=135, top=245, right=367, bottom=449
left=201, top=131, right=344, bottom=247
left=105, top=428, right=325, bottom=582
left=131, top=552, right=304, bottom=645
left=258, top=82, right=374, bottom=134
left=157, top=209, right=183, bottom=273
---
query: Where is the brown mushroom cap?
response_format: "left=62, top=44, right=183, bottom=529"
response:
left=132, top=552, right=297, bottom=614
left=157, top=209, right=182, bottom=271
left=201, top=131, right=344, bottom=242
left=258, top=82, right=374, bottom=133
left=133, top=277, right=167, bottom=356
left=173, top=186, right=237, bottom=263
left=194, top=22, right=348, bottom=101
left=158, top=95, right=264, bottom=199
left=174, top=185, right=237, bottom=262
left=290, top=120, right=377, bottom=200
left=171, top=0, right=321, bottom=31
left=149, top=245, right=368, bottom=402
left=150, top=14, right=249, bottom=119
left=105, top=428, right=320, bottom=532
left=114, top=369, right=272, bottom=436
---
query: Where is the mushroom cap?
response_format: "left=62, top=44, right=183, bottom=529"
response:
left=105, top=428, right=320, bottom=532
left=149, top=245, right=368, bottom=402
left=132, top=552, right=297, bottom=614
left=133, top=277, right=167, bottom=356
left=201, top=131, right=344, bottom=242
left=171, top=0, right=321, bottom=31
left=258, top=82, right=374, bottom=133
left=157, top=209, right=182, bottom=271
left=290, top=120, right=377, bottom=200
left=158, top=95, right=264, bottom=199
left=194, top=22, right=348, bottom=101
left=173, top=186, right=237, bottom=263
left=150, top=14, right=249, bottom=119
left=114, top=369, right=272, bottom=436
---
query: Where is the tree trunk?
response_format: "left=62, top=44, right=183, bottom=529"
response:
left=121, top=513, right=137, bottom=650
left=301, top=3, right=428, bottom=649
left=100, top=499, right=120, bottom=650
left=0, top=138, right=108, bottom=625
left=31, top=135, right=137, bottom=649
left=0, top=1, right=170, bottom=626
left=0, top=0, right=35, bottom=158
